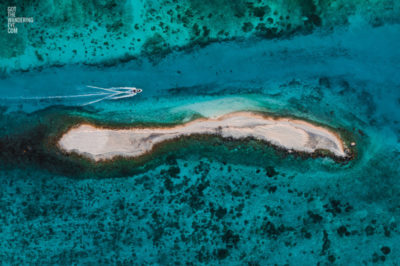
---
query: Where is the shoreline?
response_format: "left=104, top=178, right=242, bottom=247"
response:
left=58, top=111, right=351, bottom=162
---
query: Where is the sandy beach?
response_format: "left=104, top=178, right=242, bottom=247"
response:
left=58, top=112, right=349, bottom=161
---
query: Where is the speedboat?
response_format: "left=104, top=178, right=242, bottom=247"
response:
left=84, top=85, right=142, bottom=105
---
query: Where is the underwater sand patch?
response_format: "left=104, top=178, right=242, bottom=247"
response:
left=58, top=112, right=349, bottom=161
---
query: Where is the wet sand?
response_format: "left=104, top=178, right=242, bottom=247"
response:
left=58, top=112, right=348, bottom=161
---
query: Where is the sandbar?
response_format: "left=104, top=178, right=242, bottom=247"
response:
left=58, top=112, right=349, bottom=161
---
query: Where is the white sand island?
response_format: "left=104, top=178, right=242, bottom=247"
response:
left=58, top=112, right=349, bottom=161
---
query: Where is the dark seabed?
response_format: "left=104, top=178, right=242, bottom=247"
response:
left=0, top=0, right=399, bottom=264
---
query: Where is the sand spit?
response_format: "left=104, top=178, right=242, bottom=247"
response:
left=58, top=112, right=349, bottom=161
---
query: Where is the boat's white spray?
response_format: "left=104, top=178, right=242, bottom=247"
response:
left=0, top=86, right=142, bottom=106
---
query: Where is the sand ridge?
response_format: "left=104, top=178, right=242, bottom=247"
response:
left=58, top=112, right=349, bottom=161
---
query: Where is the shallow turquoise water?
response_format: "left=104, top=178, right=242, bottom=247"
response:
left=1, top=7, right=400, bottom=265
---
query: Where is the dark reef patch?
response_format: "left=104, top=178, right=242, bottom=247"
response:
left=2, top=0, right=400, bottom=73
left=0, top=105, right=397, bottom=264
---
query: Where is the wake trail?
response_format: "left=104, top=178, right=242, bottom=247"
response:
left=0, top=92, right=111, bottom=100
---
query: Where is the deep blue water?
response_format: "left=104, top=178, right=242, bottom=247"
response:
left=1, top=11, right=400, bottom=266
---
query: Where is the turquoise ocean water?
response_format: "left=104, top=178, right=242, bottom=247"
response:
left=1, top=1, right=400, bottom=264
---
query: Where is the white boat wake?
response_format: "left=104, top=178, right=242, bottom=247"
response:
left=0, top=86, right=142, bottom=106
left=83, top=86, right=142, bottom=106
